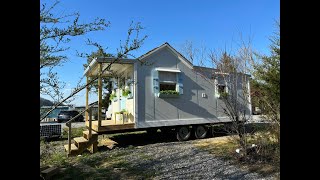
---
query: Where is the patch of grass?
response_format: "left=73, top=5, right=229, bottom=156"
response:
left=139, top=153, right=152, bottom=161
left=55, top=149, right=155, bottom=180
left=40, top=139, right=46, bottom=145
left=55, top=156, right=154, bottom=180
left=62, top=127, right=87, bottom=139
left=246, top=131, right=280, bottom=171
left=194, top=136, right=237, bottom=160
left=41, top=151, right=69, bottom=167
left=41, top=130, right=156, bottom=179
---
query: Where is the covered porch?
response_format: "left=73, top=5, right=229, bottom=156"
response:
left=84, top=58, right=136, bottom=133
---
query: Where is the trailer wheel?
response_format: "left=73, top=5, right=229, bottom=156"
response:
left=176, top=126, right=191, bottom=141
left=194, top=125, right=208, bottom=139
left=209, top=126, right=216, bottom=137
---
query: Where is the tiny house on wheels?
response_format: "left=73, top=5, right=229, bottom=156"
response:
left=64, top=42, right=252, bottom=156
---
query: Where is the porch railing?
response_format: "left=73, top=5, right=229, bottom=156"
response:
left=65, top=101, right=97, bottom=155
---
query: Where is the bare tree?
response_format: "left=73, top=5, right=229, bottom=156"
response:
left=40, top=22, right=147, bottom=121
left=40, top=0, right=109, bottom=104
left=180, top=40, right=208, bottom=66
left=190, top=36, right=253, bottom=154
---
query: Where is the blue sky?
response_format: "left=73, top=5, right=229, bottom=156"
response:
left=41, top=0, right=279, bottom=106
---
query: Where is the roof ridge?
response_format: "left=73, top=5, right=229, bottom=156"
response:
left=137, top=42, right=167, bottom=59
left=138, top=42, right=193, bottom=67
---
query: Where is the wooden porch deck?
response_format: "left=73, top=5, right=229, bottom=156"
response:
left=85, top=120, right=135, bottom=133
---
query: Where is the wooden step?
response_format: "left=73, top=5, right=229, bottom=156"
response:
left=83, top=130, right=98, bottom=140
left=64, top=143, right=79, bottom=156
left=74, top=137, right=88, bottom=144
left=64, top=131, right=99, bottom=156
left=64, top=144, right=78, bottom=152
left=74, top=137, right=89, bottom=150
left=83, top=130, right=98, bottom=135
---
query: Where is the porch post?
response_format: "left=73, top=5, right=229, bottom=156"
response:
left=98, top=63, right=102, bottom=128
left=85, top=76, right=89, bottom=122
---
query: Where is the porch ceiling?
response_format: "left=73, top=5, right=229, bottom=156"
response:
left=84, top=58, right=135, bottom=77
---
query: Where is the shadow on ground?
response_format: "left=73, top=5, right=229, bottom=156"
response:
left=105, top=122, right=271, bottom=149
left=107, top=131, right=176, bottom=148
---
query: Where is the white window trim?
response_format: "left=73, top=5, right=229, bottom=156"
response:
left=159, top=80, right=177, bottom=84
left=155, top=67, right=181, bottom=73
left=215, top=79, right=229, bottom=98
left=158, top=70, right=179, bottom=93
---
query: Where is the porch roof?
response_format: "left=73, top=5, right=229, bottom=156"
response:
left=84, top=57, right=136, bottom=77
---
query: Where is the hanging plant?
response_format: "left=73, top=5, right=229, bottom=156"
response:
left=122, top=89, right=131, bottom=97
left=109, top=93, right=117, bottom=101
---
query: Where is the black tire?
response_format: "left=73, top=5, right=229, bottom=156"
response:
left=194, top=125, right=208, bottom=139
left=209, top=126, right=217, bottom=137
left=176, top=126, right=191, bottom=141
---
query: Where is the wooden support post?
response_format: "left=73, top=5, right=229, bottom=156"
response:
left=85, top=76, right=89, bottom=122
left=88, top=108, right=92, bottom=139
left=88, top=142, right=98, bottom=153
left=98, top=63, right=102, bottom=128
left=68, top=124, right=71, bottom=155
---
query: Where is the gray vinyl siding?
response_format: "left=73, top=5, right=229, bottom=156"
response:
left=135, top=46, right=251, bottom=128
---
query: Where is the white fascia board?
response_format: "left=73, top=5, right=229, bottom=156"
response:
left=214, top=72, right=229, bottom=75
left=83, top=58, right=98, bottom=76
left=155, top=67, right=181, bottom=72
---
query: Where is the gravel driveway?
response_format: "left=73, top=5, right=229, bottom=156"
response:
left=41, top=130, right=277, bottom=179
left=121, top=140, right=274, bottom=180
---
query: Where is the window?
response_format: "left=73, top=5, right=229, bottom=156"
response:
left=160, top=83, right=176, bottom=91
left=153, top=68, right=183, bottom=96
left=159, top=71, right=178, bottom=91
left=215, top=76, right=228, bottom=98
left=217, top=84, right=226, bottom=94
left=216, top=84, right=228, bottom=98
left=159, top=71, right=177, bottom=91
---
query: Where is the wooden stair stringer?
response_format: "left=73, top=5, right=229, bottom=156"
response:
left=64, top=130, right=99, bottom=156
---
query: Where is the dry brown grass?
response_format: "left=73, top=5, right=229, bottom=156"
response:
left=194, top=133, right=279, bottom=178
left=194, top=136, right=238, bottom=159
